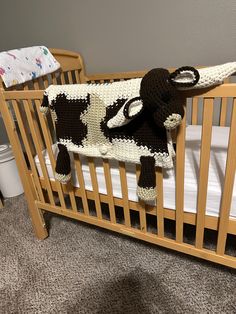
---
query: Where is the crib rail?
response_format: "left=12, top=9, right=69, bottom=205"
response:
left=1, top=82, right=236, bottom=268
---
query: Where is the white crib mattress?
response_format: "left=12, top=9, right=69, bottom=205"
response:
left=34, top=125, right=236, bottom=218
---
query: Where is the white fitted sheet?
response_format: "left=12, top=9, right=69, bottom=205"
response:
left=35, top=125, right=236, bottom=218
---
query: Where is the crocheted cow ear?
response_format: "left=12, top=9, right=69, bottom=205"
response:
left=169, top=66, right=200, bottom=88
left=107, top=97, right=143, bottom=129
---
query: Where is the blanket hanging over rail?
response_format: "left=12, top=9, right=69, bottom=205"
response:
left=40, top=62, right=236, bottom=202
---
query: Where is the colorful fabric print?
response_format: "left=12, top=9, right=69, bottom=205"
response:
left=0, top=46, right=61, bottom=88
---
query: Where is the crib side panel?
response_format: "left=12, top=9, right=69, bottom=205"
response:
left=2, top=82, right=236, bottom=268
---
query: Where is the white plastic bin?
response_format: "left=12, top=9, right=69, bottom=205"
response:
left=0, top=144, right=24, bottom=198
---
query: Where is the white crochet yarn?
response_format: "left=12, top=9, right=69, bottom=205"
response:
left=58, top=137, right=174, bottom=169
left=107, top=98, right=143, bottom=129
left=44, top=78, right=142, bottom=108
left=173, top=62, right=236, bottom=89
left=43, top=79, right=176, bottom=169
left=55, top=172, right=71, bottom=184
left=39, top=105, right=49, bottom=114
left=164, top=113, right=182, bottom=130
left=137, top=186, right=157, bottom=201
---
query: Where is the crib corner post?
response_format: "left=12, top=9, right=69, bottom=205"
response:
left=0, top=90, right=48, bottom=240
left=29, top=202, right=48, bottom=240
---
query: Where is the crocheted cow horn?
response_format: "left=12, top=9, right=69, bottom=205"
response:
left=170, top=62, right=236, bottom=89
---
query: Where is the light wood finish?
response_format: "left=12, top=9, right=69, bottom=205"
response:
left=85, top=67, right=203, bottom=83
left=119, top=162, right=131, bottom=227
left=136, top=165, right=147, bottom=232
left=1, top=49, right=236, bottom=268
left=60, top=73, right=66, bottom=85
left=67, top=71, right=74, bottom=84
left=156, top=167, right=164, bottom=237
left=175, top=105, right=187, bottom=243
left=191, top=97, right=198, bottom=125
left=73, top=154, right=90, bottom=215
left=37, top=200, right=236, bottom=268
left=88, top=157, right=102, bottom=219
left=4, top=84, right=236, bottom=102
left=50, top=49, right=85, bottom=76
left=195, top=98, right=214, bottom=249
left=103, top=159, right=116, bottom=223
left=40, top=176, right=236, bottom=235
left=23, top=99, right=55, bottom=205
left=219, top=78, right=230, bottom=127
left=85, top=71, right=147, bottom=82
left=35, top=100, right=67, bottom=208
left=220, top=97, right=228, bottom=126
left=51, top=73, right=57, bottom=85
left=0, top=92, right=48, bottom=239
left=216, top=98, right=236, bottom=255
left=0, top=196, right=3, bottom=209
left=12, top=100, right=45, bottom=202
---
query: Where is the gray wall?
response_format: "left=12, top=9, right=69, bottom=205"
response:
left=1, top=0, right=236, bottom=142
left=1, top=0, right=236, bottom=73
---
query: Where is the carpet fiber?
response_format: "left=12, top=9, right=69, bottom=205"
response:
left=0, top=195, right=236, bottom=314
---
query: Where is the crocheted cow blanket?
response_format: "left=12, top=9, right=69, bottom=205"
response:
left=40, top=62, right=236, bottom=202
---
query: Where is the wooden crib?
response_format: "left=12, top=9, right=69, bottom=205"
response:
left=1, top=49, right=236, bottom=268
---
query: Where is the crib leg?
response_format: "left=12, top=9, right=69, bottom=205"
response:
left=29, top=202, right=48, bottom=240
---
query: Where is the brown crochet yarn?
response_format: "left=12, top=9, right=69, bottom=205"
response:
left=140, top=68, right=185, bottom=129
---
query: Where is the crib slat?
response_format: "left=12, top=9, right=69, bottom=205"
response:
left=88, top=157, right=102, bottom=219
left=119, top=162, right=131, bottom=227
left=0, top=94, right=48, bottom=239
left=35, top=100, right=67, bottom=209
left=17, top=89, right=36, bottom=156
left=42, top=76, right=49, bottom=89
left=217, top=98, right=236, bottom=255
left=136, top=165, right=147, bottom=232
left=60, top=73, right=66, bottom=84
left=23, top=83, right=29, bottom=90
left=12, top=100, right=45, bottom=202
left=51, top=73, right=57, bottom=85
left=219, top=97, right=228, bottom=126
left=191, top=97, right=198, bottom=125
left=26, top=100, right=45, bottom=151
left=156, top=167, right=164, bottom=237
left=74, top=70, right=80, bottom=83
left=33, top=80, right=40, bottom=90
left=175, top=105, right=187, bottom=243
left=73, top=154, right=90, bottom=215
left=102, top=159, right=116, bottom=223
left=195, top=98, right=214, bottom=249
left=24, top=99, right=55, bottom=205
left=219, top=78, right=230, bottom=127
left=64, top=183, right=78, bottom=212
left=67, top=71, right=73, bottom=84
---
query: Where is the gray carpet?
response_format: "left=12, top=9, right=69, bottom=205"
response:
left=0, top=195, right=236, bottom=314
